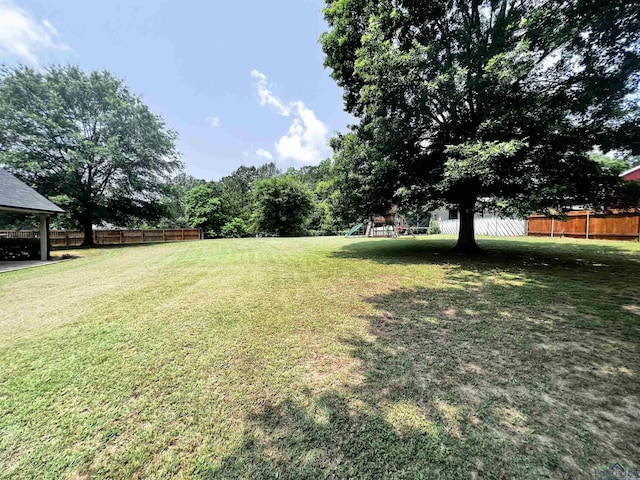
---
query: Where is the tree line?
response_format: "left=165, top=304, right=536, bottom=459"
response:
left=157, top=159, right=351, bottom=238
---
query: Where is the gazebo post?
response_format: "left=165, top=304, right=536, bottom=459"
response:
left=39, top=214, right=48, bottom=261
left=0, top=168, right=64, bottom=261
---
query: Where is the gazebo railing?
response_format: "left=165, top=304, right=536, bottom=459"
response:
left=0, top=228, right=203, bottom=247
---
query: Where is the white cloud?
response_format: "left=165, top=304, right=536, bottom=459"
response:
left=276, top=101, right=330, bottom=164
left=41, top=19, right=57, bottom=36
left=206, top=116, right=221, bottom=128
left=255, top=148, right=274, bottom=160
left=0, top=0, right=69, bottom=64
left=250, top=69, right=291, bottom=116
left=251, top=70, right=330, bottom=164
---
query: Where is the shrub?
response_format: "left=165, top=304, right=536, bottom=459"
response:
left=0, top=238, right=41, bottom=260
left=428, top=222, right=441, bottom=235
left=220, top=218, right=247, bottom=238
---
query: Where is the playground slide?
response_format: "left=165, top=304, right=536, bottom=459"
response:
left=344, top=223, right=364, bottom=237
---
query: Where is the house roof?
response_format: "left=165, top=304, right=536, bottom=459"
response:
left=0, top=168, right=64, bottom=215
left=620, top=164, right=640, bottom=178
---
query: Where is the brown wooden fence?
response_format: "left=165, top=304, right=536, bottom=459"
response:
left=0, top=228, right=202, bottom=247
left=528, top=211, right=640, bottom=241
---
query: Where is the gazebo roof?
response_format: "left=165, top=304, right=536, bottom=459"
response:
left=0, top=168, right=64, bottom=215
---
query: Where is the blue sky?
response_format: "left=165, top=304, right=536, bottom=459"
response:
left=0, top=0, right=353, bottom=180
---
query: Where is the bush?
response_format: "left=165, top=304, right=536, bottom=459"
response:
left=220, top=218, right=247, bottom=238
left=306, top=230, right=341, bottom=237
left=428, top=222, right=441, bottom=235
left=0, top=238, right=41, bottom=260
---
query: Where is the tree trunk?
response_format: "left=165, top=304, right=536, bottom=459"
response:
left=81, top=217, right=94, bottom=247
left=454, top=198, right=481, bottom=253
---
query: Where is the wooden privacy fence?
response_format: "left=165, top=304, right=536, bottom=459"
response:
left=528, top=211, right=640, bottom=241
left=0, top=228, right=202, bottom=247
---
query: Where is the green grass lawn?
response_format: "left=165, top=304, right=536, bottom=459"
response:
left=1, top=235, right=639, bottom=479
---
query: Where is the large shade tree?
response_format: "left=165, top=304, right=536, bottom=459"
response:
left=0, top=65, right=181, bottom=245
left=322, top=0, right=640, bottom=251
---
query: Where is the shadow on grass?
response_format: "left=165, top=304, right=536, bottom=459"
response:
left=333, top=237, right=640, bottom=279
left=203, top=239, right=640, bottom=479
left=340, top=238, right=640, bottom=330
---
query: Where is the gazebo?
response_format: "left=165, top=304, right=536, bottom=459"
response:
left=0, top=168, right=64, bottom=260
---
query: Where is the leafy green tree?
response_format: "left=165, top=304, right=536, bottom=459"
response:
left=217, top=163, right=281, bottom=221
left=155, top=173, right=206, bottom=228
left=291, top=158, right=352, bottom=233
left=308, top=199, right=337, bottom=234
left=0, top=213, right=37, bottom=230
left=590, top=154, right=640, bottom=210
left=590, top=153, right=629, bottom=178
left=220, top=217, right=247, bottom=238
left=322, top=0, right=640, bottom=251
left=185, top=184, right=225, bottom=236
left=0, top=65, right=181, bottom=245
left=252, top=175, right=314, bottom=236
left=294, top=159, right=333, bottom=188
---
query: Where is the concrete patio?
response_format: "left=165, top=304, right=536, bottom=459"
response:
left=0, top=260, right=62, bottom=273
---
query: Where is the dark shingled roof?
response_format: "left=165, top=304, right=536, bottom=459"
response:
left=0, top=168, right=64, bottom=214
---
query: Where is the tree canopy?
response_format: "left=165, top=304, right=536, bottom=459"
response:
left=252, top=175, right=315, bottom=236
left=155, top=173, right=206, bottom=228
left=184, top=184, right=225, bottom=236
left=322, top=0, right=640, bottom=250
left=217, top=163, right=282, bottom=221
left=0, top=65, right=181, bottom=245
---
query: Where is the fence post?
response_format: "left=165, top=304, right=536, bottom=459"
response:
left=585, top=211, right=590, bottom=239
left=551, top=217, right=555, bottom=238
left=181, top=229, right=184, bottom=241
